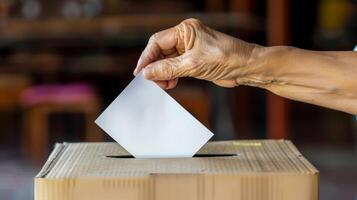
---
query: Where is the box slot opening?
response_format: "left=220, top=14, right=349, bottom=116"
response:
left=106, top=154, right=237, bottom=158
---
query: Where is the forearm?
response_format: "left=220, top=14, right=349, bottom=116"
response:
left=239, top=46, right=357, bottom=114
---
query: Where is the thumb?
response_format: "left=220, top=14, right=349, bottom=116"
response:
left=143, top=56, right=186, bottom=80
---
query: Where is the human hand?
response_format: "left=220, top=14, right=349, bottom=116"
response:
left=134, top=18, right=260, bottom=89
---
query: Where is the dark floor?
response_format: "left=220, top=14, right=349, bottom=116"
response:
left=0, top=145, right=356, bottom=200
left=0, top=149, right=36, bottom=200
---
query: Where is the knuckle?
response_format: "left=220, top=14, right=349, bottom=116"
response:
left=181, top=18, right=203, bottom=27
left=182, top=56, right=193, bottom=67
left=149, top=33, right=159, bottom=42
left=161, top=61, right=174, bottom=79
left=183, top=53, right=197, bottom=67
left=145, top=48, right=157, bottom=61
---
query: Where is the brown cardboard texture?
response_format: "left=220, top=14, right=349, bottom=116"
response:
left=35, top=140, right=319, bottom=200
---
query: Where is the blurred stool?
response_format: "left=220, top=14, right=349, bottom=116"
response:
left=20, top=83, right=103, bottom=164
left=0, top=74, right=31, bottom=110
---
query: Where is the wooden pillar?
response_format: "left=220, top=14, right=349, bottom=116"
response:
left=230, top=0, right=252, bottom=13
left=230, top=0, right=253, bottom=138
left=0, top=0, right=9, bottom=20
left=266, top=0, right=290, bottom=139
left=205, top=0, right=226, bottom=12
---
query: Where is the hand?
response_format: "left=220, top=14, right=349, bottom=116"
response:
left=134, top=18, right=260, bottom=89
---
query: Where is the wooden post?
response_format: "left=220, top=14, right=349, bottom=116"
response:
left=230, top=0, right=253, bottom=138
left=205, top=0, right=226, bottom=12
left=266, top=0, right=290, bottom=139
left=230, top=0, right=252, bottom=13
left=0, top=0, right=9, bottom=22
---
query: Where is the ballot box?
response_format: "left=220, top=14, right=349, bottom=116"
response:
left=35, top=140, right=319, bottom=200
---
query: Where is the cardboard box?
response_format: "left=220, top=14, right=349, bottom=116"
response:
left=35, top=140, right=319, bottom=200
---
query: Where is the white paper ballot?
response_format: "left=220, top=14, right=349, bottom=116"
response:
left=95, top=73, right=214, bottom=158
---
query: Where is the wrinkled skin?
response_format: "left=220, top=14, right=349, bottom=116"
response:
left=134, top=18, right=357, bottom=114
left=134, top=18, right=257, bottom=89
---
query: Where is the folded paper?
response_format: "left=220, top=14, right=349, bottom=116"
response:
left=95, top=72, right=213, bottom=158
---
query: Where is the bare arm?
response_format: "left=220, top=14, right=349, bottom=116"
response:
left=244, top=47, right=357, bottom=114
left=134, top=18, right=357, bottom=114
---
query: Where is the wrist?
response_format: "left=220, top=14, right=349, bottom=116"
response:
left=235, top=45, right=293, bottom=89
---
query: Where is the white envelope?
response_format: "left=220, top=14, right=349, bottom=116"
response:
left=95, top=73, right=214, bottom=158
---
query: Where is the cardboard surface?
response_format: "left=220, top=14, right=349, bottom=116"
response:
left=35, top=140, right=319, bottom=200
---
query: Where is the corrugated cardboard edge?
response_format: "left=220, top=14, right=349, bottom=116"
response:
left=34, top=141, right=320, bottom=200
left=283, top=140, right=320, bottom=200
left=283, top=140, right=319, bottom=174
left=35, top=143, right=67, bottom=178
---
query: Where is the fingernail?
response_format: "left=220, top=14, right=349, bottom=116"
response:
left=143, top=68, right=153, bottom=79
left=134, top=59, right=142, bottom=76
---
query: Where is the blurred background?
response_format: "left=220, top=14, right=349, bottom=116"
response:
left=0, top=0, right=356, bottom=199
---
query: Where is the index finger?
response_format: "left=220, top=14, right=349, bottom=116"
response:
left=134, top=27, right=178, bottom=75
